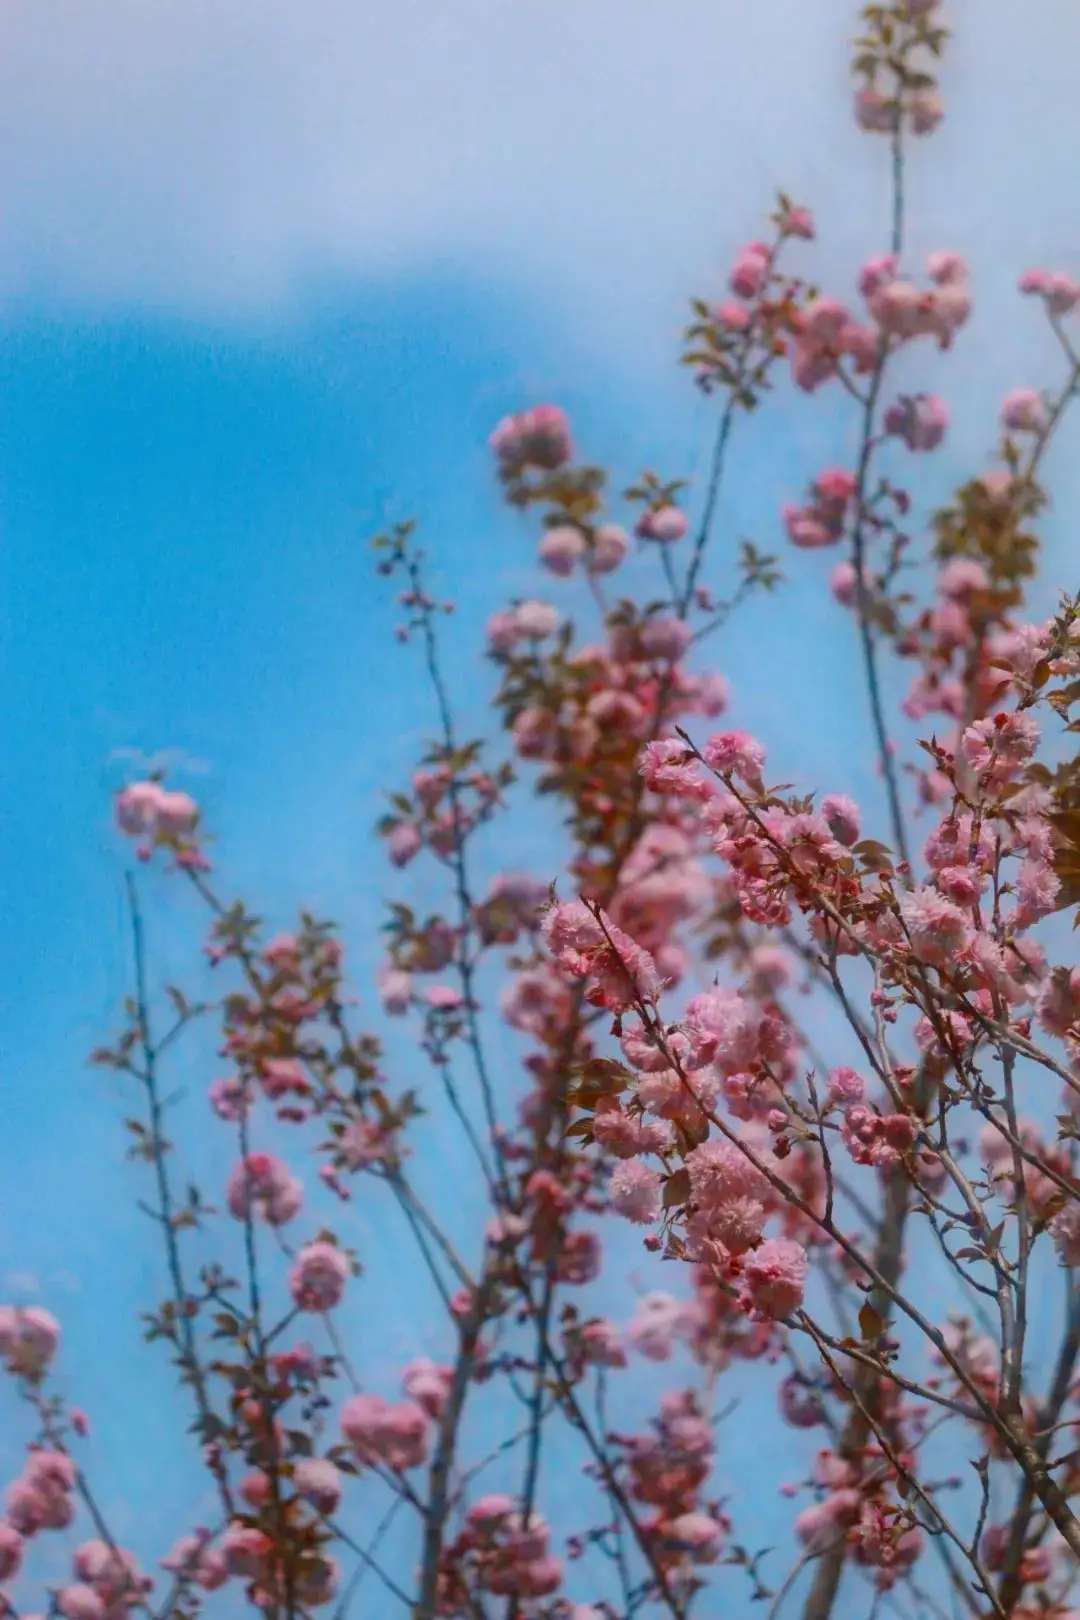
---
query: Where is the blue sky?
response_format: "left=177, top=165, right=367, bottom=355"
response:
left=1, top=0, right=1079, bottom=1610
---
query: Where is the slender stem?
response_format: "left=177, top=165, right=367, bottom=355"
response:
left=124, top=873, right=233, bottom=1517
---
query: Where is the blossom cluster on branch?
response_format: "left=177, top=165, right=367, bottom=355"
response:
left=5, top=3, right=1080, bottom=1619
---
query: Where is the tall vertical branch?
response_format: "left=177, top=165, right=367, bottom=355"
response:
left=124, top=872, right=234, bottom=1518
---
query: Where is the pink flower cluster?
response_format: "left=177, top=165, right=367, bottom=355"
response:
left=864, top=251, right=971, bottom=348
left=5, top=1448, right=77, bottom=1542
left=636, top=504, right=689, bottom=545
left=615, top=1391, right=729, bottom=1571
left=884, top=392, right=949, bottom=452
left=288, top=1241, right=351, bottom=1311
left=0, top=1305, right=60, bottom=1379
left=542, top=899, right=660, bottom=1013
left=58, top=1540, right=151, bottom=1620
left=790, top=250, right=970, bottom=398
left=115, top=781, right=199, bottom=839
left=841, top=1105, right=916, bottom=1169
left=226, top=1153, right=304, bottom=1226
left=856, top=82, right=942, bottom=136
left=114, top=780, right=204, bottom=867
left=489, top=404, right=573, bottom=471
left=454, top=1496, right=563, bottom=1600
left=538, top=521, right=629, bottom=578
left=783, top=469, right=858, bottom=549
left=1019, top=267, right=1080, bottom=317
left=160, top=1526, right=229, bottom=1592
left=341, top=1388, right=431, bottom=1471
left=486, top=600, right=560, bottom=653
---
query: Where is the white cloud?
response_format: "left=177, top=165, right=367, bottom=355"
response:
left=2, top=0, right=1078, bottom=350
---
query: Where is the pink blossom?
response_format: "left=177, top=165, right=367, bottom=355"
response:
left=1052, top=1203, right=1080, bottom=1267
left=884, top=392, right=948, bottom=451
left=402, top=1358, right=453, bottom=1418
left=514, top=600, right=559, bottom=640
left=858, top=254, right=900, bottom=299
left=927, top=251, right=968, bottom=286
left=740, top=1239, right=808, bottom=1319
left=783, top=204, right=815, bottom=240
left=0, top=1523, right=23, bottom=1582
left=27, top=1450, right=78, bottom=1494
left=58, top=1588, right=106, bottom=1620
left=387, top=822, right=422, bottom=867
left=73, top=1541, right=145, bottom=1606
left=592, top=1098, right=670, bottom=1158
left=791, top=342, right=838, bottom=394
left=341, top=1394, right=430, bottom=1471
left=1001, top=388, right=1048, bottom=433
left=686, top=1137, right=768, bottom=1209
left=557, top=1229, right=602, bottom=1285
left=684, top=986, right=777, bottom=1073
left=855, top=86, right=895, bottom=132
left=796, top=1490, right=861, bottom=1551
left=730, top=241, right=771, bottom=298
left=425, top=984, right=464, bottom=1010
left=909, top=86, right=944, bottom=134
left=501, top=964, right=573, bottom=1036
left=487, top=610, right=522, bottom=653
left=0, top=1305, right=61, bottom=1376
left=701, top=730, right=766, bottom=784
left=221, top=1524, right=272, bottom=1577
left=377, top=966, right=413, bottom=1015
left=609, top=1160, right=663, bottom=1225
left=636, top=1066, right=718, bottom=1129
left=869, top=277, right=933, bottom=340
left=694, top=671, right=730, bottom=717
left=816, top=469, right=857, bottom=505
left=1037, top=968, right=1080, bottom=1039
left=638, top=739, right=706, bottom=798
left=784, top=508, right=834, bottom=549
left=959, top=711, right=1040, bottom=781
left=637, top=505, right=689, bottom=544
left=898, top=886, right=971, bottom=967
left=115, top=781, right=198, bottom=839
left=539, top=524, right=586, bottom=576
left=820, top=794, right=861, bottom=847
left=800, top=296, right=850, bottom=343
left=154, top=790, right=199, bottom=833
left=579, top=1319, right=626, bottom=1368
left=830, top=561, right=857, bottom=605
left=828, top=1067, right=866, bottom=1106
left=940, top=557, right=989, bottom=598
left=716, top=299, right=752, bottom=332
left=289, top=1242, right=350, bottom=1312
left=1020, top=269, right=1080, bottom=315
left=115, top=781, right=165, bottom=835
left=542, top=900, right=660, bottom=1011
left=468, top=1494, right=515, bottom=1528
left=1015, top=858, right=1061, bottom=926
left=748, top=945, right=793, bottom=991
left=843, top=1107, right=916, bottom=1168
left=293, top=1458, right=342, bottom=1514
left=588, top=522, right=629, bottom=573
left=226, top=1153, right=303, bottom=1227
left=628, top=1293, right=688, bottom=1361
left=666, top=1510, right=726, bottom=1562
left=640, top=616, right=693, bottom=662
left=489, top=404, right=572, bottom=470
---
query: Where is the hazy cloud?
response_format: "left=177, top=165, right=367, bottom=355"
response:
left=1, top=0, right=1078, bottom=354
